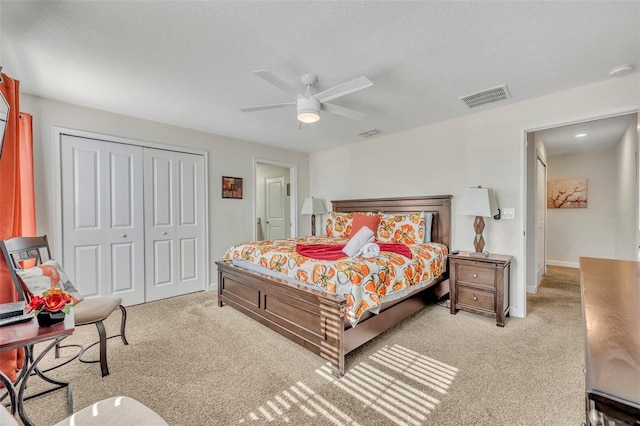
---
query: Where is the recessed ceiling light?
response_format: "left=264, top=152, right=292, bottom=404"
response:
left=575, top=133, right=588, bottom=138
left=608, top=64, right=634, bottom=77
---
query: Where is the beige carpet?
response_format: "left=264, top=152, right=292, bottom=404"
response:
left=18, top=266, right=585, bottom=425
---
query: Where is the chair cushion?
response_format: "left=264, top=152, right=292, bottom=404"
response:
left=53, top=396, right=168, bottom=426
left=73, top=296, right=122, bottom=325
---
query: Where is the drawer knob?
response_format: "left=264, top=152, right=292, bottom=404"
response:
left=473, top=296, right=478, bottom=301
left=473, top=273, right=478, bottom=278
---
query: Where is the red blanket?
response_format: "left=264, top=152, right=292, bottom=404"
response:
left=295, top=243, right=412, bottom=261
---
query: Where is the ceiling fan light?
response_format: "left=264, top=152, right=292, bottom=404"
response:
left=297, top=111, right=320, bottom=123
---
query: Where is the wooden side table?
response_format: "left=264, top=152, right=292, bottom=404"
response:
left=449, top=251, right=511, bottom=327
left=0, top=313, right=75, bottom=426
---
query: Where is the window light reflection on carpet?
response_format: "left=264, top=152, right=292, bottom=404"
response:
left=238, top=344, right=458, bottom=426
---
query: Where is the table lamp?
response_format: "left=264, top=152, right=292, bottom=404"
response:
left=301, top=197, right=327, bottom=236
left=457, top=186, right=500, bottom=255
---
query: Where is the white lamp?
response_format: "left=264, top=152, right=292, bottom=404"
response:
left=457, top=186, right=500, bottom=255
left=301, top=197, right=327, bottom=236
left=297, top=98, right=321, bottom=123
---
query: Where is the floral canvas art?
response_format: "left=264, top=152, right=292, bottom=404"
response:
left=547, top=178, right=588, bottom=208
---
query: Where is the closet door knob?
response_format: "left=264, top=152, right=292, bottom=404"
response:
left=473, top=296, right=478, bottom=301
left=121, top=234, right=127, bottom=238
left=162, top=231, right=168, bottom=235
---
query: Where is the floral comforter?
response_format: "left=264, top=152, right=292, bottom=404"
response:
left=222, top=236, right=448, bottom=326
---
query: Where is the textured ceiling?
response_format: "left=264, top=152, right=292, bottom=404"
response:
left=1, top=1, right=639, bottom=153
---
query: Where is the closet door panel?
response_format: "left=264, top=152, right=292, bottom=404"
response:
left=62, top=137, right=106, bottom=298
left=61, top=135, right=144, bottom=305
left=106, top=145, right=144, bottom=302
left=176, top=155, right=204, bottom=294
left=144, top=149, right=205, bottom=301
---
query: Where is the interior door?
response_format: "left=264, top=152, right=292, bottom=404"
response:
left=536, top=156, right=547, bottom=283
left=265, top=175, right=285, bottom=239
left=144, top=148, right=205, bottom=301
left=61, top=135, right=145, bottom=305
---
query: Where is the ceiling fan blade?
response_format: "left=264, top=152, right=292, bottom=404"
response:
left=241, top=101, right=296, bottom=112
left=254, top=70, right=303, bottom=98
left=313, top=76, right=373, bottom=103
left=322, top=103, right=366, bottom=121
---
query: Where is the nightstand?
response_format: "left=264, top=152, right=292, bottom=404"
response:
left=449, top=251, right=511, bottom=327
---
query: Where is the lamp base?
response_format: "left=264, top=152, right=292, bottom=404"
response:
left=311, top=214, right=316, bottom=236
left=472, top=216, right=486, bottom=253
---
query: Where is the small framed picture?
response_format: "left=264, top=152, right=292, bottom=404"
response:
left=222, top=176, right=243, bottom=199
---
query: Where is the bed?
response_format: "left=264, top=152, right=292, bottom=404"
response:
left=216, top=195, right=452, bottom=377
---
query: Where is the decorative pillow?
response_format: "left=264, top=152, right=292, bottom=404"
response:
left=351, top=213, right=381, bottom=238
left=377, top=212, right=425, bottom=244
left=325, top=212, right=353, bottom=238
left=424, top=212, right=434, bottom=243
left=16, top=259, right=84, bottom=303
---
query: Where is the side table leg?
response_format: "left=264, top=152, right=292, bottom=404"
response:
left=0, top=371, right=17, bottom=415
left=18, top=336, right=73, bottom=426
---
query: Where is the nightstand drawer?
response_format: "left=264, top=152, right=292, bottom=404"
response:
left=457, top=264, right=495, bottom=289
left=457, top=286, right=494, bottom=311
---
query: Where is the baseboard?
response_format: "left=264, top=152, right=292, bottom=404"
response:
left=546, top=260, right=580, bottom=268
left=526, top=284, right=538, bottom=294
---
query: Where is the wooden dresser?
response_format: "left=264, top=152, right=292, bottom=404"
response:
left=449, top=252, right=511, bottom=327
left=579, top=257, right=640, bottom=425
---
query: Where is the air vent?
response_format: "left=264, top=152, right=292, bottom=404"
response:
left=357, top=128, right=383, bottom=138
left=459, top=84, right=511, bottom=108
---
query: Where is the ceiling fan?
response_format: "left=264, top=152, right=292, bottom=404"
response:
left=241, top=70, right=373, bottom=124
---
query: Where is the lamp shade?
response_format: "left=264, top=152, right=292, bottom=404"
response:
left=457, top=187, right=499, bottom=217
left=301, top=197, right=327, bottom=215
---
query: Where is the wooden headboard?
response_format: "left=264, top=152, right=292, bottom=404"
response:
left=331, top=195, right=452, bottom=249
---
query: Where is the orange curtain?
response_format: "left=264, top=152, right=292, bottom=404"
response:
left=0, top=73, right=35, bottom=382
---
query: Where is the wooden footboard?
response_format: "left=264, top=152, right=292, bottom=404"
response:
left=217, top=260, right=348, bottom=376
left=218, top=260, right=447, bottom=377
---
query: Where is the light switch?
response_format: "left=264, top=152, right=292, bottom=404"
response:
left=502, top=208, right=515, bottom=219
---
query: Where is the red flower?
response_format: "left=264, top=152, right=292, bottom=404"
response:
left=27, top=295, right=45, bottom=313
left=42, top=294, right=67, bottom=312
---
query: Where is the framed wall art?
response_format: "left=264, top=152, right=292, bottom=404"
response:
left=547, top=178, right=588, bottom=208
left=222, top=176, right=243, bottom=199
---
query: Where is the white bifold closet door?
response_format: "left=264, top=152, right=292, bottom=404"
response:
left=61, top=135, right=206, bottom=305
left=61, top=135, right=145, bottom=305
left=143, top=148, right=205, bottom=302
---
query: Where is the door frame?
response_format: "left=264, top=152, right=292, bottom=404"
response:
left=519, top=107, right=639, bottom=315
left=535, top=152, right=547, bottom=286
left=52, top=126, right=210, bottom=293
left=253, top=158, right=298, bottom=240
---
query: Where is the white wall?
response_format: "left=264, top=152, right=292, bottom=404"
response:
left=310, top=73, right=640, bottom=318
left=20, top=94, right=310, bottom=287
left=546, top=149, right=617, bottom=265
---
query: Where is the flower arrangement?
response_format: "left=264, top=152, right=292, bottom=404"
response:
left=27, top=287, right=74, bottom=315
